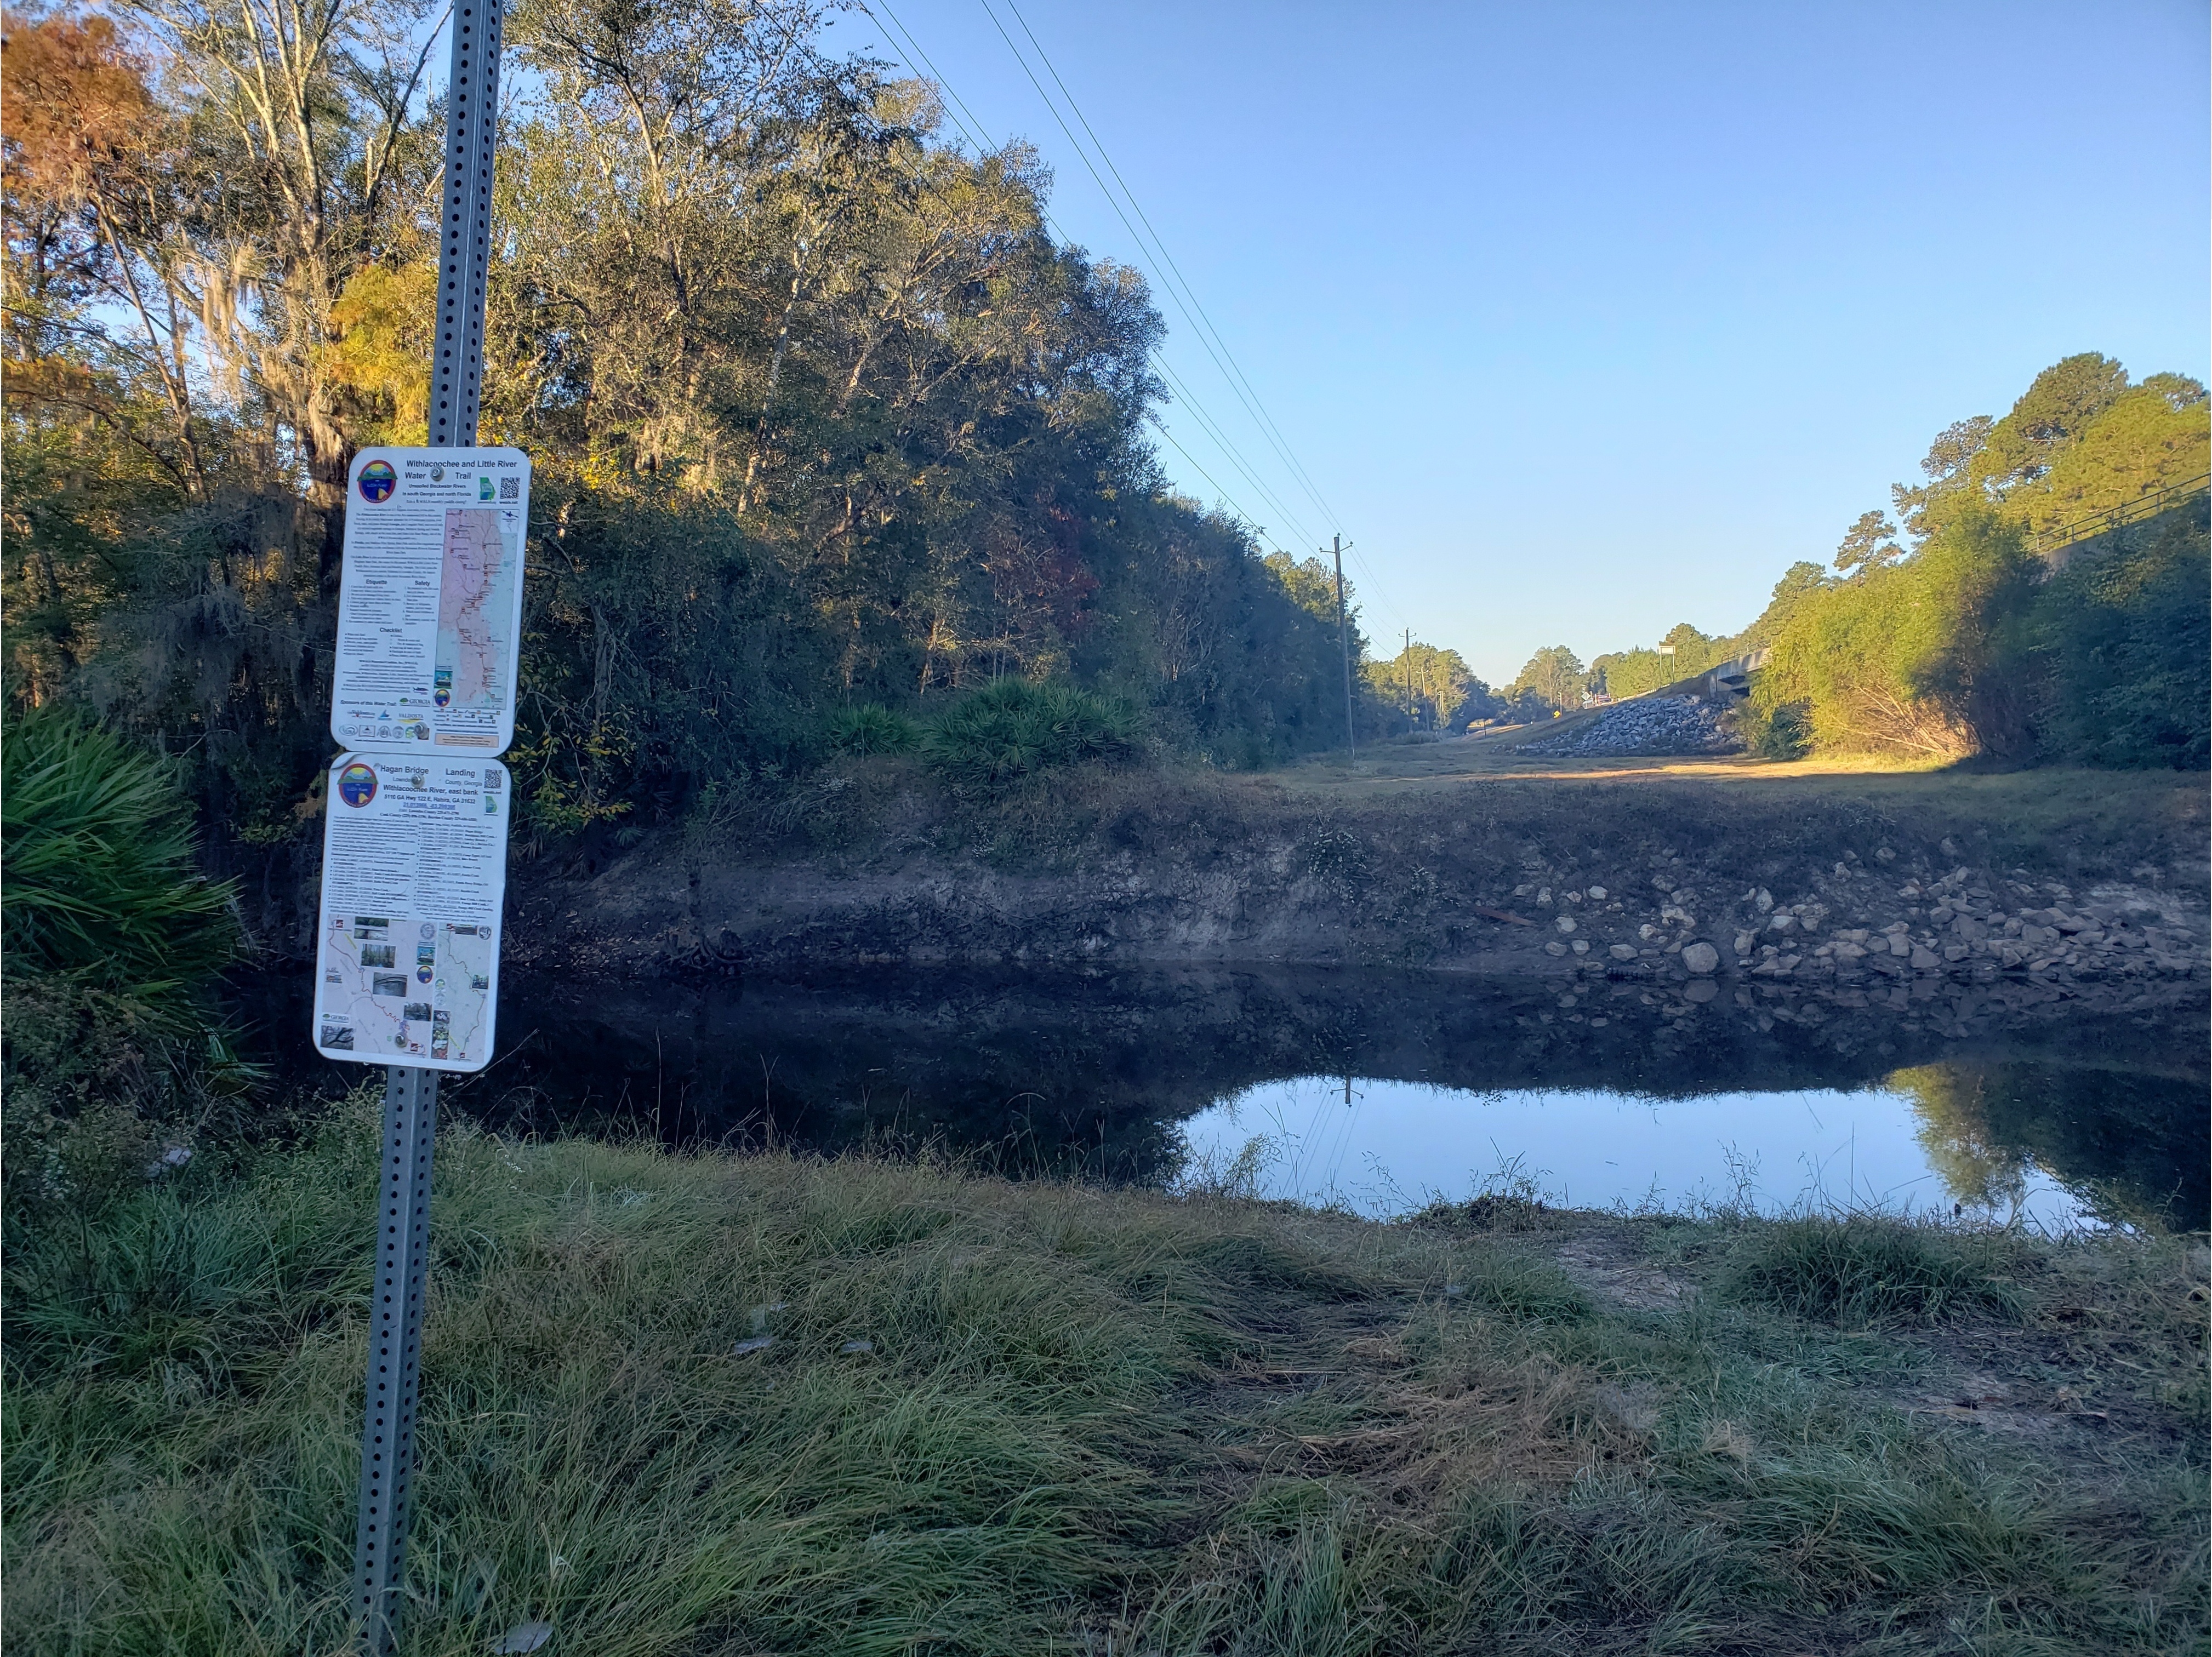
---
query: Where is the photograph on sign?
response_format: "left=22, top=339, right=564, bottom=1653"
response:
left=313, top=753, right=511, bottom=1073
left=332, top=448, right=531, bottom=756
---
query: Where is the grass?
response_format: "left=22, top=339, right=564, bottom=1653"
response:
left=7, top=1116, right=2205, bottom=1655
left=1726, top=1215, right=2032, bottom=1327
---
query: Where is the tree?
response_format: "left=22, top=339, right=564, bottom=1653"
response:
left=1975, top=352, right=2131, bottom=499
left=1361, top=639, right=1469, bottom=729
left=1834, top=508, right=1904, bottom=574
left=1891, top=416, right=1992, bottom=541
left=2015, top=376, right=2208, bottom=542
left=1739, top=561, right=1829, bottom=648
left=8, top=0, right=1396, bottom=871
left=1757, top=508, right=2041, bottom=760
left=1510, top=644, right=1586, bottom=711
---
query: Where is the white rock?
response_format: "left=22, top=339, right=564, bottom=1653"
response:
left=1555, top=916, right=1577, bottom=933
left=1609, top=944, right=1638, bottom=961
left=1681, top=941, right=1720, bottom=974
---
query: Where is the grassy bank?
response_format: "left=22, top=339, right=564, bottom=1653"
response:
left=7, top=1117, right=2205, bottom=1655
left=652, top=746, right=2212, bottom=885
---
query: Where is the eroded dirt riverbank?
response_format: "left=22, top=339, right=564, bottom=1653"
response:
left=499, top=765, right=2208, bottom=1022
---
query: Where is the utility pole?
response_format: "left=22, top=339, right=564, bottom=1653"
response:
left=1403, top=628, right=1413, bottom=726
left=1330, top=534, right=1354, bottom=764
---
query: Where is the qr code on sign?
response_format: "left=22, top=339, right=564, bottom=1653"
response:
left=499, top=475, right=519, bottom=500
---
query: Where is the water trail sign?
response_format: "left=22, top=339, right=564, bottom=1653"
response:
left=313, top=753, right=511, bottom=1072
left=332, top=448, right=531, bottom=755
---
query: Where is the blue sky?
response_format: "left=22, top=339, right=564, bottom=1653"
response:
left=842, top=0, right=2210, bottom=683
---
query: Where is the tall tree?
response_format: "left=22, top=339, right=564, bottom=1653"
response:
left=1834, top=507, right=1905, bottom=573
left=1511, top=644, right=1586, bottom=711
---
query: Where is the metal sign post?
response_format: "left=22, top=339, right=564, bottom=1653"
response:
left=344, top=2, right=505, bottom=1649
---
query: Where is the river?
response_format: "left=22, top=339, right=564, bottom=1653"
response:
left=231, top=965, right=2207, bottom=1232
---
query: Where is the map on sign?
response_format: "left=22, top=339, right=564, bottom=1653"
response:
left=437, top=507, right=522, bottom=710
left=331, top=448, right=531, bottom=756
left=312, top=753, right=510, bottom=1073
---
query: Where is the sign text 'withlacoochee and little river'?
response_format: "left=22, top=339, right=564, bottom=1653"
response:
left=314, top=448, right=531, bottom=1073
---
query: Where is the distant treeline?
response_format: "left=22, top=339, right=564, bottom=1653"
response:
left=1541, top=355, right=2209, bottom=765
left=2, top=0, right=1404, bottom=865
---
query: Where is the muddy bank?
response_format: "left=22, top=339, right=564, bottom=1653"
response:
left=505, top=796, right=2207, bottom=1019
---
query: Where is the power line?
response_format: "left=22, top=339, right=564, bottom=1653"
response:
left=997, top=0, right=1345, bottom=533
left=868, top=0, right=997, bottom=153
left=1144, top=416, right=1272, bottom=536
left=1148, top=352, right=1318, bottom=545
left=861, top=0, right=1316, bottom=553
left=865, top=0, right=1412, bottom=635
left=973, top=0, right=1414, bottom=633
left=975, top=0, right=1338, bottom=538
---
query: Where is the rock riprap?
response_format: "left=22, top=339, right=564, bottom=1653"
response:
left=1517, top=696, right=1741, bottom=758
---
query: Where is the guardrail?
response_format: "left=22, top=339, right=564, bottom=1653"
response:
left=2027, top=472, right=2209, bottom=556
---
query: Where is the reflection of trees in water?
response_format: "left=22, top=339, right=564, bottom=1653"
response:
left=1894, top=1061, right=2208, bottom=1229
left=231, top=967, right=2207, bottom=1221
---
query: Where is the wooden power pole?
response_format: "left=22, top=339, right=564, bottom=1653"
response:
left=1403, top=628, right=1413, bottom=725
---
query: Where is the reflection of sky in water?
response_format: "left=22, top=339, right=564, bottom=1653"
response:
left=1179, top=1077, right=2099, bottom=1230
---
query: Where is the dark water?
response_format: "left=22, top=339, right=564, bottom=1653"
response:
left=230, top=966, right=2209, bottom=1232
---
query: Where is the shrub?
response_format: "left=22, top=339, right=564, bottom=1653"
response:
left=922, top=678, right=1146, bottom=796
left=1728, top=1215, right=2027, bottom=1326
left=1754, top=511, right=2040, bottom=762
left=2, top=706, right=250, bottom=1223
left=2, top=706, right=240, bottom=1005
left=825, top=702, right=922, bottom=756
left=1737, top=695, right=1812, bottom=760
left=2029, top=499, right=2210, bottom=769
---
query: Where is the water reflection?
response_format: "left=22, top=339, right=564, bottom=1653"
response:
left=229, top=965, right=2206, bottom=1231
left=1178, top=1077, right=2102, bottom=1230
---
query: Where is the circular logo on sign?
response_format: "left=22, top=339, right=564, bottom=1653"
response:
left=336, top=762, right=378, bottom=807
left=357, top=460, right=397, bottom=502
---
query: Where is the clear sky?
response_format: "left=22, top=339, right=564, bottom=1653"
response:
left=843, top=0, right=2210, bottom=684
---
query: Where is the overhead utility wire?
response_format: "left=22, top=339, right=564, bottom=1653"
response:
left=1143, top=416, right=1275, bottom=532
left=997, top=0, right=1345, bottom=533
left=1147, top=354, right=1318, bottom=544
left=869, top=2, right=1415, bottom=638
left=866, top=0, right=997, bottom=154
left=980, top=0, right=1411, bottom=633
left=864, top=0, right=1314, bottom=551
left=973, top=0, right=1333, bottom=539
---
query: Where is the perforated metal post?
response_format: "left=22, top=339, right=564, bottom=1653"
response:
left=428, top=0, right=503, bottom=452
left=349, top=3, right=502, bottom=1648
left=352, top=1065, right=438, bottom=1652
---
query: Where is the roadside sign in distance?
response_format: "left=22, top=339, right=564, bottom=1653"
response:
left=313, top=753, right=511, bottom=1072
left=333, top=447, right=531, bottom=757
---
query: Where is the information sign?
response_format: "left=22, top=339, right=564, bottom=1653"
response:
left=312, top=753, right=511, bottom=1072
left=332, top=448, right=531, bottom=756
